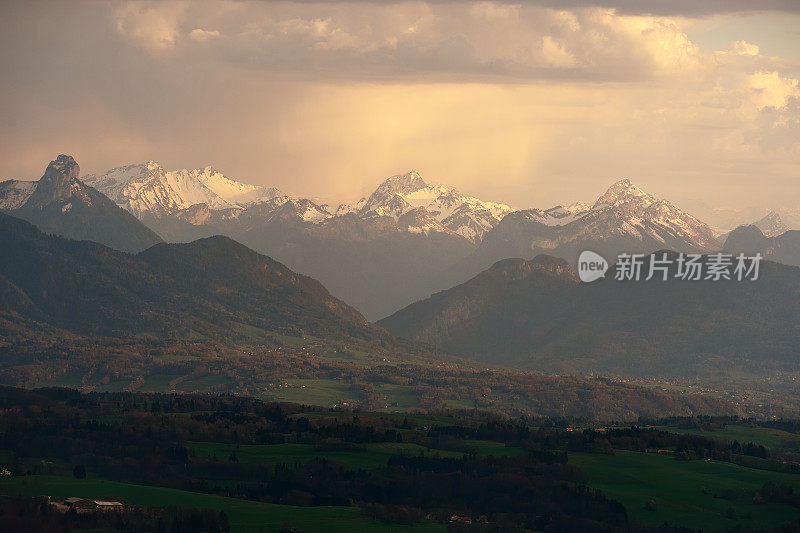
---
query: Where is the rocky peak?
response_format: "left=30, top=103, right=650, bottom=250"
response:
left=373, top=170, right=428, bottom=197
left=397, top=206, right=453, bottom=235
left=565, top=201, right=590, bottom=214
left=46, top=154, right=80, bottom=178
left=593, top=178, right=653, bottom=209
left=754, top=211, right=787, bottom=237
left=25, top=154, right=80, bottom=208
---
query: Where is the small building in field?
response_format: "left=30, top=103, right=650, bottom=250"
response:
left=63, top=497, right=124, bottom=512
left=94, top=500, right=124, bottom=509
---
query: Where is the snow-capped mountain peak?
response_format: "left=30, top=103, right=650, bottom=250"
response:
left=0, top=179, right=37, bottom=210
left=579, top=179, right=716, bottom=245
left=356, top=170, right=515, bottom=242
left=83, top=162, right=284, bottom=218
left=176, top=166, right=283, bottom=206
left=81, top=163, right=159, bottom=210
left=373, top=170, right=428, bottom=196
left=480, top=177, right=719, bottom=268
left=80, top=159, right=717, bottom=253
left=83, top=162, right=516, bottom=243
left=565, top=201, right=590, bottom=214
left=592, top=178, right=653, bottom=209
left=753, top=211, right=788, bottom=237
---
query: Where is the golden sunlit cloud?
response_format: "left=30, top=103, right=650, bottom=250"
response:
left=0, top=0, right=798, bottom=210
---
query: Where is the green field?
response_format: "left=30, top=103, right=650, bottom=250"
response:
left=93, top=378, right=134, bottom=392
left=471, top=440, right=525, bottom=458
left=5, top=381, right=799, bottom=532
left=38, top=372, right=85, bottom=388
left=152, top=352, right=200, bottom=363
left=655, top=424, right=800, bottom=451
left=290, top=411, right=477, bottom=428
left=176, top=374, right=230, bottom=392
left=189, top=441, right=465, bottom=470
left=259, top=378, right=359, bottom=406
left=376, top=383, right=420, bottom=410
left=440, top=398, right=476, bottom=410
left=570, top=450, right=800, bottom=532
left=0, top=476, right=444, bottom=533
left=138, top=372, right=182, bottom=391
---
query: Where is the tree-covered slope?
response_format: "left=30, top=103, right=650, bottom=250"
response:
left=0, top=212, right=380, bottom=342
left=380, top=252, right=800, bottom=378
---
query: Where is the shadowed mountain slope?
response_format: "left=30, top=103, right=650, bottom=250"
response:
left=724, top=224, right=800, bottom=267
left=0, top=213, right=379, bottom=342
left=380, top=251, right=800, bottom=379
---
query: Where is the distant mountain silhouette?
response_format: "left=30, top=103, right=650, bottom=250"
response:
left=724, top=224, right=800, bottom=267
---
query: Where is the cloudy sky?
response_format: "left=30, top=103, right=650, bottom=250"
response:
left=1, top=1, right=799, bottom=209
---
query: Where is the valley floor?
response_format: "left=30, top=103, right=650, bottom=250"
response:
left=0, top=388, right=798, bottom=532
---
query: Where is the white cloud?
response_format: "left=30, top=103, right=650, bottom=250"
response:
left=109, top=3, right=725, bottom=82
left=189, top=28, right=220, bottom=42
left=3, top=1, right=799, bottom=208
left=115, top=1, right=189, bottom=55
left=732, top=40, right=759, bottom=56
left=748, top=71, right=800, bottom=110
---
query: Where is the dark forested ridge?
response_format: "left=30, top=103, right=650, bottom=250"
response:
left=379, top=252, right=800, bottom=381
left=0, top=212, right=379, bottom=341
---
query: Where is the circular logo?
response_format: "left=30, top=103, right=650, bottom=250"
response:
left=578, top=250, right=608, bottom=283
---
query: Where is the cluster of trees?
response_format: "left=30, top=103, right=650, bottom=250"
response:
left=1, top=386, right=796, bottom=531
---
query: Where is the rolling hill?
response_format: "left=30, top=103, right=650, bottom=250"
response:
left=0, top=212, right=377, bottom=342
left=379, top=251, right=800, bottom=380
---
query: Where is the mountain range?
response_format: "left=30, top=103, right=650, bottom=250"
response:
left=82, top=164, right=516, bottom=244
left=1, top=157, right=796, bottom=416
left=379, top=251, right=800, bottom=380
left=0, top=210, right=755, bottom=419
left=80, top=160, right=721, bottom=319
left=0, top=155, right=162, bottom=253
left=450, top=178, right=720, bottom=289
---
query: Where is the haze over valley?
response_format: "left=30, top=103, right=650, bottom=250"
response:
left=2, top=1, right=800, bottom=531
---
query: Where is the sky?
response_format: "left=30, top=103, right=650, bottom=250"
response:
left=1, top=1, right=799, bottom=210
